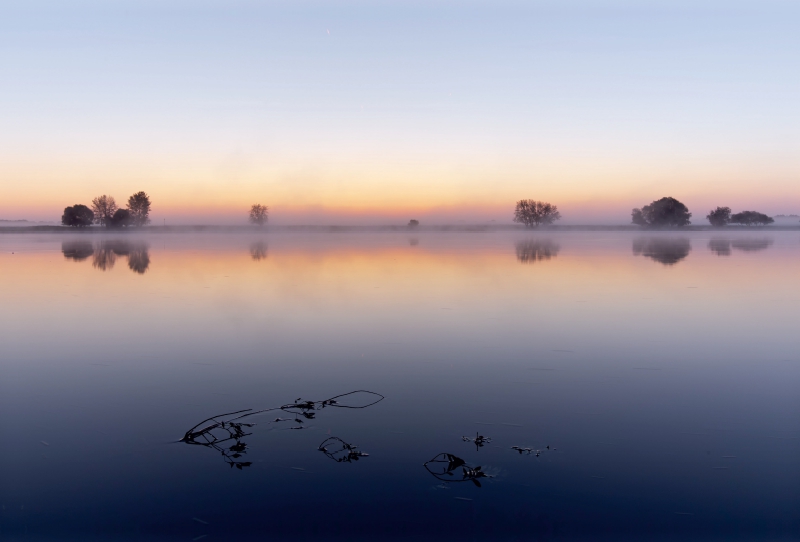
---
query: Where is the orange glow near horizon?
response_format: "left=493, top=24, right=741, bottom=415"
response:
left=2, top=146, right=798, bottom=223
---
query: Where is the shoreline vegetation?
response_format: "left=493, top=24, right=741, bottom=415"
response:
left=4, top=194, right=794, bottom=234
left=2, top=223, right=799, bottom=234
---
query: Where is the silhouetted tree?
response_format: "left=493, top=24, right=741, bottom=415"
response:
left=61, top=204, right=94, bottom=227
left=515, top=239, right=561, bottom=263
left=408, top=219, right=419, bottom=227
left=513, top=200, right=561, bottom=228
left=632, top=197, right=691, bottom=227
left=706, top=206, right=731, bottom=227
left=250, top=242, right=268, bottom=261
left=632, top=237, right=691, bottom=265
left=62, top=240, right=94, bottom=260
left=108, top=209, right=133, bottom=228
left=729, top=211, right=774, bottom=226
left=249, top=204, right=268, bottom=226
left=126, top=191, right=151, bottom=227
left=91, top=195, right=118, bottom=227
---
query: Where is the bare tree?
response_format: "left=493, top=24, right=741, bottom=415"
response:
left=513, top=200, right=561, bottom=228
left=91, top=195, right=118, bottom=227
left=249, top=204, right=269, bottom=226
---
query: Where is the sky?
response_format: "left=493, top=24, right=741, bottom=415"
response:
left=1, top=0, right=798, bottom=225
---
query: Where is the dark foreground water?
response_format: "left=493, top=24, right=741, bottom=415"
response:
left=0, top=230, right=798, bottom=541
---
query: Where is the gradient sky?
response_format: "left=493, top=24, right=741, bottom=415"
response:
left=1, top=0, right=798, bottom=224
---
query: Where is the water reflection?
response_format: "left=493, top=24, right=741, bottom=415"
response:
left=249, top=241, right=268, bottom=261
left=61, top=240, right=94, bottom=262
left=318, top=437, right=370, bottom=463
left=632, top=237, right=691, bottom=265
left=462, top=432, right=491, bottom=451
left=515, top=239, right=560, bottom=263
left=423, top=453, right=493, bottom=487
left=62, top=239, right=150, bottom=274
left=709, top=238, right=774, bottom=256
left=180, top=391, right=384, bottom=469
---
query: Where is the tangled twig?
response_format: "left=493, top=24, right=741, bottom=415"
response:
left=180, top=390, right=384, bottom=469
left=423, top=453, right=493, bottom=487
left=511, top=445, right=551, bottom=457
left=318, top=437, right=369, bottom=463
left=462, top=432, right=491, bottom=450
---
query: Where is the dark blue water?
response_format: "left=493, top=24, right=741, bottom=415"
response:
left=1, top=231, right=798, bottom=541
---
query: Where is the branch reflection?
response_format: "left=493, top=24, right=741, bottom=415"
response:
left=250, top=242, right=268, bottom=261
left=62, top=240, right=150, bottom=274
left=180, top=390, right=384, bottom=470
left=318, top=437, right=369, bottom=463
left=423, top=453, right=493, bottom=487
left=515, top=239, right=560, bottom=263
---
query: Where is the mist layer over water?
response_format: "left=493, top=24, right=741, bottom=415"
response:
left=0, top=231, right=798, bottom=541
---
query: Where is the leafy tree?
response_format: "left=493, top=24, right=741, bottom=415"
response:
left=408, top=219, right=419, bottom=227
left=706, top=206, right=731, bottom=227
left=61, top=204, right=94, bottom=227
left=729, top=211, right=774, bottom=226
left=631, top=197, right=691, bottom=227
left=249, top=204, right=269, bottom=226
left=126, top=191, right=151, bottom=227
left=91, top=195, right=118, bottom=226
left=109, top=208, right=133, bottom=228
left=513, top=200, right=561, bottom=228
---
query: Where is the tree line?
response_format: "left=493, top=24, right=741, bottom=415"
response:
left=62, top=192, right=151, bottom=228
left=631, top=197, right=774, bottom=227
left=64, top=195, right=775, bottom=229
left=510, top=196, right=775, bottom=228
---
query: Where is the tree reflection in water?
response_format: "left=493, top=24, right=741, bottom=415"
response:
left=61, top=241, right=95, bottom=262
left=61, top=240, right=150, bottom=274
left=632, top=237, right=691, bottom=265
left=709, top=238, right=773, bottom=256
left=515, top=239, right=560, bottom=263
left=250, top=241, right=268, bottom=261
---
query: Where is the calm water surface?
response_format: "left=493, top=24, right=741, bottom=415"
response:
left=0, top=231, right=798, bottom=541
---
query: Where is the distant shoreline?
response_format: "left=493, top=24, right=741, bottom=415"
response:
left=2, top=224, right=799, bottom=234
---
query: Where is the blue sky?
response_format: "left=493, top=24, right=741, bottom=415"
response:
left=1, top=0, right=798, bottom=223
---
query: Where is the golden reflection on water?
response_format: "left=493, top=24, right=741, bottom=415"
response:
left=1, top=232, right=797, bottom=364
